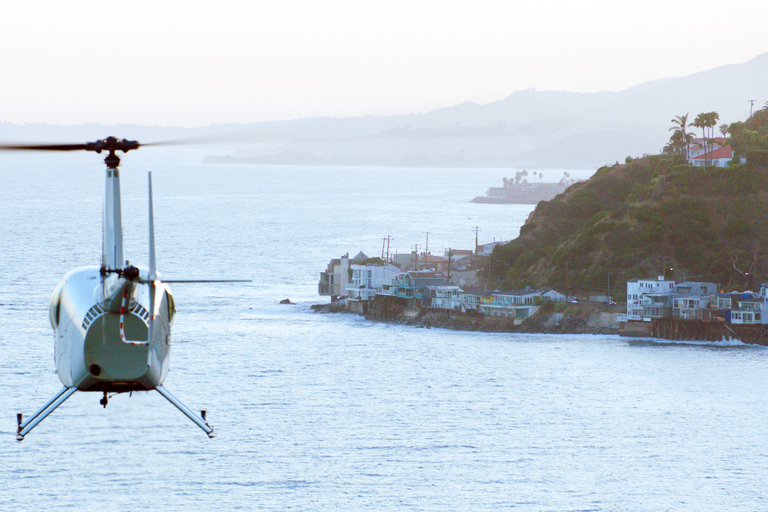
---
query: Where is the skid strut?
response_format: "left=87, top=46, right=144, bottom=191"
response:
left=156, top=385, right=215, bottom=438
left=17, top=386, right=77, bottom=441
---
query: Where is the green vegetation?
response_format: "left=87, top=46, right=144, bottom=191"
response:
left=728, top=108, right=768, bottom=163
left=666, top=113, right=694, bottom=158
left=692, top=112, right=720, bottom=167
left=485, top=154, right=768, bottom=294
left=355, top=257, right=388, bottom=266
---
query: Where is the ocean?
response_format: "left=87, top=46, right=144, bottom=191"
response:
left=1, top=149, right=766, bottom=511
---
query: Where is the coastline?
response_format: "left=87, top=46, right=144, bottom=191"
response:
left=311, top=302, right=621, bottom=336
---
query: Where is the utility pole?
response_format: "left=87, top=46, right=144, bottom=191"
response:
left=381, top=235, right=392, bottom=262
left=447, top=248, right=453, bottom=282
left=474, top=226, right=480, bottom=256
left=750, top=99, right=756, bottom=118
left=425, top=232, right=430, bottom=267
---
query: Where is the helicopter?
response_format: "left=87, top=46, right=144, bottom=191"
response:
left=5, top=137, right=249, bottom=441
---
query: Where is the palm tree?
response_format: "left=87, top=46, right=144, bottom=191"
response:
left=693, top=114, right=707, bottom=165
left=665, top=130, right=684, bottom=155
left=670, top=113, right=693, bottom=159
left=719, top=124, right=729, bottom=138
left=693, top=112, right=720, bottom=166
left=706, top=112, right=720, bottom=134
left=706, top=112, right=720, bottom=165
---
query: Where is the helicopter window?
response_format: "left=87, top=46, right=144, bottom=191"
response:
left=166, top=290, right=175, bottom=322
left=49, top=282, right=64, bottom=329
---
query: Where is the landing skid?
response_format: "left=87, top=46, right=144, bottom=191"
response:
left=156, top=385, right=215, bottom=438
left=17, top=385, right=215, bottom=440
left=17, top=386, right=77, bottom=441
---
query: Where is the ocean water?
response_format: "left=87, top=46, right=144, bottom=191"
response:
left=1, top=150, right=767, bottom=511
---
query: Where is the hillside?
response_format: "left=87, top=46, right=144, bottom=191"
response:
left=487, top=156, right=768, bottom=295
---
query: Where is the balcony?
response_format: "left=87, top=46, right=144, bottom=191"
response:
left=673, top=308, right=703, bottom=320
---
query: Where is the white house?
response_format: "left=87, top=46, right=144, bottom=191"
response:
left=318, top=254, right=352, bottom=300
left=626, top=277, right=676, bottom=321
left=671, top=282, right=716, bottom=320
left=480, top=289, right=542, bottom=321
left=687, top=138, right=747, bottom=168
left=542, top=289, right=567, bottom=302
left=631, top=280, right=717, bottom=322
left=459, top=288, right=493, bottom=313
left=346, top=263, right=401, bottom=312
left=477, top=240, right=511, bottom=257
left=730, top=293, right=768, bottom=325
left=429, top=285, right=465, bottom=310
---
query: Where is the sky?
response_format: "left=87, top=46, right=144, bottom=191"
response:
left=1, top=0, right=766, bottom=127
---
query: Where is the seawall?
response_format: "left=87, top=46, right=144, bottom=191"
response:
left=312, top=302, right=622, bottom=335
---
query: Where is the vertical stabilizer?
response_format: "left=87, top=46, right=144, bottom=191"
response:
left=148, top=171, right=157, bottom=282
left=148, top=172, right=157, bottom=349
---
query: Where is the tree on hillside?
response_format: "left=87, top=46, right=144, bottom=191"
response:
left=693, top=111, right=720, bottom=166
left=665, top=129, right=687, bottom=156
left=669, top=113, right=693, bottom=158
left=706, top=112, right=720, bottom=138
left=728, top=108, right=768, bottom=161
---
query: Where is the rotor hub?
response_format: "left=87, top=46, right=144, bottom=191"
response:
left=86, top=137, right=140, bottom=168
left=84, top=137, right=140, bottom=154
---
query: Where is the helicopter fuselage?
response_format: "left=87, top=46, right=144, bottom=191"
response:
left=50, top=266, right=174, bottom=392
left=15, top=138, right=223, bottom=440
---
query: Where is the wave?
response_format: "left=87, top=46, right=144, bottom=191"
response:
left=628, top=336, right=767, bottom=349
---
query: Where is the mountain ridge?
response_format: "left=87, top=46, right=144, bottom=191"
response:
left=2, top=53, right=766, bottom=168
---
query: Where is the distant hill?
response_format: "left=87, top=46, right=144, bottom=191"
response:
left=487, top=155, right=768, bottom=295
left=205, top=53, right=768, bottom=168
left=2, top=53, right=766, bottom=169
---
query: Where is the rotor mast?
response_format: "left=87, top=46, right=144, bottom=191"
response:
left=104, top=150, right=124, bottom=272
left=93, top=138, right=139, bottom=273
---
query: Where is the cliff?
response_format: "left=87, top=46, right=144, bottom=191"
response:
left=488, top=155, right=768, bottom=294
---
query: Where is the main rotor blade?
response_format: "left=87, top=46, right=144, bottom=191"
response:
left=0, top=142, right=90, bottom=151
left=0, top=129, right=251, bottom=153
left=0, top=137, right=139, bottom=153
left=139, top=132, right=246, bottom=147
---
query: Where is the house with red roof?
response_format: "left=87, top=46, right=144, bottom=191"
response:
left=687, top=137, right=746, bottom=167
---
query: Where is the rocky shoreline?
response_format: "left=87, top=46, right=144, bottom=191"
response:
left=311, top=302, right=621, bottom=335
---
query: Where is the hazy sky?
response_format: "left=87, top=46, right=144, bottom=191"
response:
left=2, top=0, right=766, bottom=127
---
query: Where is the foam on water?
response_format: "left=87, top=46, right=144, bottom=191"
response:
left=629, top=336, right=768, bottom=349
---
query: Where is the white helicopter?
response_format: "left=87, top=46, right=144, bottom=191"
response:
left=6, top=137, right=248, bottom=441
